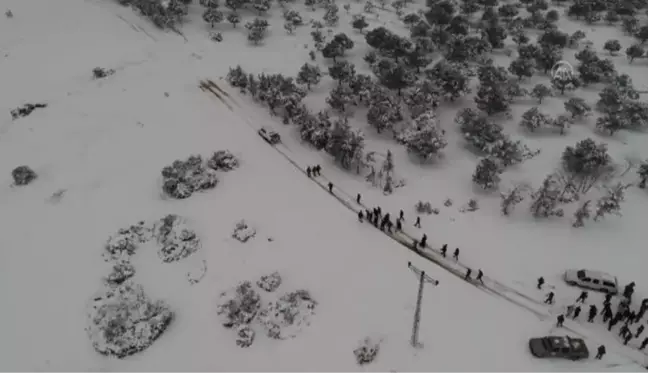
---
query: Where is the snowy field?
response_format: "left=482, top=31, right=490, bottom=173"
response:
left=1, top=0, right=648, bottom=371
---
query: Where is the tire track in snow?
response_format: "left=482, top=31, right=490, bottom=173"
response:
left=199, top=79, right=648, bottom=367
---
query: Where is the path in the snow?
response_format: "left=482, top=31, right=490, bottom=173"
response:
left=199, top=79, right=648, bottom=368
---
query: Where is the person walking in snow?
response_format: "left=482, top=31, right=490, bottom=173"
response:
left=588, top=305, right=597, bottom=323
left=411, top=239, right=418, bottom=250
left=619, top=324, right=630, bottom=338
left=313, top=165, right=321, bottom=176
left=636, top=324, right=645, bottom=338
left=476, top=269, right=484, bottom=284
left=440, top=244, right=447, bottom=257
left=537, top=277, right=545, bottom=290
left=641, top=336, right=648, bottom=350
left=628, top=310, right=637, bottom=324
left=399, top=210, right=404, bottom=221
left=595, top=345, right=606, bottom=359
left=396, top=219, right=402, bottom=232
left=386, top=220, right=393, bottom=233
left=376, top=206, right=382, bottom=218
left=366, top=209, right=373, bottom=222
left=576, top=290, right=588, bottom=304
left=566, top=305, right=575, bottom=318
left=545, top=292, right=555, bottom=305
left=608, top=317, right=617, bottom=331
left=414, top=216, right=421, bottom=228
left=573, top=306, right=582, bottom=319
left=602, top=307, right=613, bottom=323
left=465, top=268, right=472, bottom=280
left=556, top=314, right=565, bottom=327
left=328, top=182, right=333, bottom=193
left=453, top=248, right=460, bottom=261
left=356, top=193, right=361, bottom=204
left=373, top=214, right=379, bottom=227
left=623, top=282, right=636, bottom=302
left=358, top=211, right=364, bottom=222
left=623, top=333, right=633, bottom=345
left=604, top=293, right=613, bottom=305
left=420, top=234, right=427, bottom=248
left=306, top=167, right=312, bottom=177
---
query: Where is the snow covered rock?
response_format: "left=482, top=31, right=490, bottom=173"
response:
left=104, top=221, right=152, bottom=262
left=161, top=155, right=218, bottom=199
left=10, top=102, right=47, bottom=120
left=235, top=325, right=256, bottom=348
left=353, top=337, right=380, bottom=365
left=258, top=290, right=317, bottom=340
left=207, top=150, right=240, bottom=171
left=153, top=214, right=201, bottom=263
left=11, top=165, right=37, bottom=186
left=232, top=220, right=256, bottom=243
left=86, top=281, right=174, bottom=358
left=256, top=272, right=282, bottom=292
left=217, top=281, right=261, bottom=328
left=105, top=262, right=136, bottom=285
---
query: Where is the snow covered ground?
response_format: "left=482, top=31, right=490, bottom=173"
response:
left=1, top=0, right=648, bottom=371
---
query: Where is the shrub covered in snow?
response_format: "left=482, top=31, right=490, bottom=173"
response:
left=472, top=157, right=501, bottom=190
left=92, top=67, right=115, bottom=79
left=105, top=262, right=136, bottom=285
left=161, top=155, right=218, bottom=199
left=119, top=0, right=188, bottom=29
left=561, top=138, right=612, bottom=177
left=232, top=219, right=256, bottom=243
left=11, top=165, right=37, bottom=186
left=207, top=150, right=240, bottom=171
left=236, top=325, right=256, bottom=348
left=153, top=214, right=201, bottom=263
left=353, top=337, right=380, bottom=365
left=415, top=201, right=433, bottom=214
left=217, top=281, right=262, bottom=328
left=86, top=281, right=174, bottom=358
left=257, top=272, right=283, bottom=292
left=258, top=290, right=317, bottom=340
left=104, top=221, right=152, bottom=262
left=10, top=102, right=47, bottom=120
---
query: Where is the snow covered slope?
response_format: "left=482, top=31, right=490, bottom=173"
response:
left=0, top=0, right=646, bottom=371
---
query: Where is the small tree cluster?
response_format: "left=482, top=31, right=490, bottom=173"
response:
left=529, top=174, right=564, bottom=218
left=425, top=61, right=472, bottom=102
left=564, top=97, right=592, bottom=120
left=403, top=79, right=440, bottom=119
left=500, top=184, right=527, bottom=215
left=245, top=18, right=269, bottom=44
left=575, top=48, right=616, bottom=86
left=326, top=117, right=366, bottom=170
left=519, top=107, right=569, bottom=134
left=561, top=138, right=612, bottom=180
left=593, top=183, right=629, bottom=221
left=124, top=0, right=189, bottom=29
left=396, top=110, right=447, bottom=161
left=472, top=157, right=502, bottom=190
left=322, top=33, right=355, bottom=62
left=572, top=200, right=591, bottom=227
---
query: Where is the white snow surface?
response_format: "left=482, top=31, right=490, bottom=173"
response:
left=1, top=0, right=648, bottom=371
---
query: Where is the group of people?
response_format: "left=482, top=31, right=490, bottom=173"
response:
left=545, top=278, right=648, bottom=358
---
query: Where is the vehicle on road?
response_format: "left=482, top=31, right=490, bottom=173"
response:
left=563, top=269, right=618, bottom=294
left=529, top=335, right=589, bottom=360
left=258, top=127, right=281, bottom=145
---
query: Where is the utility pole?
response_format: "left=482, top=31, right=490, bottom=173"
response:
left=408, top=261, right=439, bottom=348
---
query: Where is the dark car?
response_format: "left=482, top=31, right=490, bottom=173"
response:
left=529, top=336, right=589, bottom=360
left=258, top=127, right=280, bottom=145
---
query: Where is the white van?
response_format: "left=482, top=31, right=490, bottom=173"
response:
left=563, top=269, right=618, bottom=294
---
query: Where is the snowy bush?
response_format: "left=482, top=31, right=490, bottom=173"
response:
left=104, top=222, right=152, bottom=262
left=354, top=337, right=380, bottom=365
left=153, top=214, right=201, bottom=263
left=232, top=219, right=256, bottom=243
left=415, top=201, right=433, bottom=214
left=257, top=272, right=282, bottom=292
left=443, top=198, right=453, bottom=207
left=86, top=281, right=174, bottom=358
left=92, top=67, right=115, bottom=79
left=500, top=185, right=526, bottom=215
left=529, top=174, right=564, bottom=218
left=258, top=290, right=317, bottom=340
left=209, top=31, right=223, bottom=42
left=227, top=65, right=249, bottom=89
left=396, top=111, right=447, bottom=162
left=105, top=262, right=136, bottom=285
left=123, top=0, right=189, bottom=29
left=472, top=157, right=501, bottom=190
left=519, top=107, right=553, bottom=133
left=460, top=198, right=479, bottom=212
left=10, top=102, right=47, bottom=120
left=561, top=138, right=612, bottom=177
left=11, top=165, right=37, bottom=186
left=207, top=150, right=240, bottom=171
left=593, top=183, right=628, bottom=221
left=217, top=281, right=262, bottom=328
left=161, top=155, right=218, bottom=199
left=572, top=200, right=592, bottom=228
left=638, top=160, right=648, bottom=189
left=236, top=325, right=256, bottom=347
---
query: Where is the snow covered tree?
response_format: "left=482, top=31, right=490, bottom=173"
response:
left=311, top=29, right=326, bottom=50
left=500, top=185, right=526, bottom=215
left=572, top=200, right=591, bottom=227
left=367, top=101, right=396, bottom=133
left=626, top=43, right=644, bottom=63
left=474, top=83, right=511, bottom=115
left=252, top=0, right=272, bottom=15
left=481, top=21, right=508, bottom=49
left=534, top=44, right=563, bottom=74
left=529, top=174, right=564, bottom=218
left=519, top=107, right=553, bottom=132
left=593, top=183, right=628, bottom=221
left=596, top=113, right=625, bottom=135
left=326, top=84, right=355, bottom=113
left=245, top=18, right=269, bottom=44
left=603, top=39, right=621, bottom=55
left=403, top=13, right=421, bottom=28
left=405, top=47, right=432, bottom=73
left=322, top=40, right=344, bottom=62
left=326, top=117, right=365, bottom=170
left=530, top=84, right=552, bottom=104
left=372, top=58, right=415, bottom=96
left=203, top=7, right=224, bottom=27
left=472, top=157, right=502, bottom=190
left=227, top=12, right=241, bottom=27
left=296, top=63, right=322, bottom=90
left=283, top=9, right=304, bottom=25
left=425, top=61, right=471, bottom=101
left=538, top=28, right=568, bottom=48
left=404, top=79, right=440, bottom=119
left=284, top=21, right=296, bottom=33
left=324, top=4, right=340, bottom=26
left=329, top=60, right=356, bottom=85
left=227, top=65, right=249, bottom=89
left=637, top=160, right=648, bottom=189
left=396, top=111, right=447, bottom=161
left=564, top=97, right=591, bottom=119
left=425, top=0, right=455, bottom=26
left=508, top=57, right=534, bottom=81
left=552, top=114, right=571, bottom=135
left=512, top=29, right=530, bottom=46
left=352, top=15, right=369, bottom=33
left=562, top=138, right=611, bottom=176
